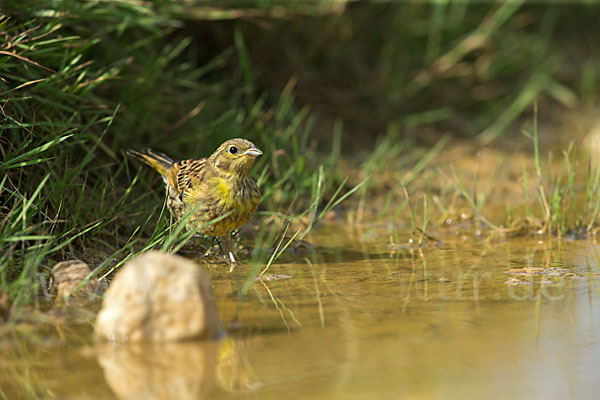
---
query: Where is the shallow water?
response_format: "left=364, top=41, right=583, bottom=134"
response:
left=1, top=225, right=600, bottom=399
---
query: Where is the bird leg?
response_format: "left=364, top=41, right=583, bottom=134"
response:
left=214, top=237, right=225, bottom=254
left=224, top=234, right=237, bottom=272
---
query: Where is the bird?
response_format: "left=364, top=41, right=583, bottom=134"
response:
left=128, top=138, right=262, bottom=272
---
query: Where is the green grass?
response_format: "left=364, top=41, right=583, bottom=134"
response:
left=2, top=0, right=600, bottom=323
left=0, top=0, right=361, bottom=318
left=426, top=104, right=600, bottom=239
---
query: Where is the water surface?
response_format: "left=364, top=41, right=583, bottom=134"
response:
left=1, top=226, right=599, bottom=399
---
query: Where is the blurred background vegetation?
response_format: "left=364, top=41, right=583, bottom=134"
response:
left=1, top=0, right=600, bottom=313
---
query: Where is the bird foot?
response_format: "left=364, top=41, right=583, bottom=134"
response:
left=228, top=252, right=237, bottom=273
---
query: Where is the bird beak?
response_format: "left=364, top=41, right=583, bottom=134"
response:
left=243, top=145, right=263, bottom=157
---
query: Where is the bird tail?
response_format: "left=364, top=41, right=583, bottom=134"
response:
left=127, top=148, right=174, bottom=177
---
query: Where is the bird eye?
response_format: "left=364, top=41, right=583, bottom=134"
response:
left=229, top=146, right=238, bottom=154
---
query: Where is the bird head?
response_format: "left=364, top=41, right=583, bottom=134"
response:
left=209, top=138, right=263, bottom=176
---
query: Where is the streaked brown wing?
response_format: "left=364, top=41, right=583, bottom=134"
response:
left=173, top=158, right=207, bottom=194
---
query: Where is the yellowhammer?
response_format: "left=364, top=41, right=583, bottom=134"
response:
left=128, top=139, right=262, bottom=271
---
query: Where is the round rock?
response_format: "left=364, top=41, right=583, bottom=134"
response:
left=51, top=259, right=99, bottom=300
left=94, top=251, right=222, bottom=342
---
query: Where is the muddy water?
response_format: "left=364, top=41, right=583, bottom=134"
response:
left=1, top=225, right=599, bottom=399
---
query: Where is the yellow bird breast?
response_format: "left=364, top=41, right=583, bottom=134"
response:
left=179, top=175, right=259, bottom=237
left=214, top=177, right=234, bottom=207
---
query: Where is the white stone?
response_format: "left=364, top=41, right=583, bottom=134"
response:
left=94, top=251, right=222, bottom=342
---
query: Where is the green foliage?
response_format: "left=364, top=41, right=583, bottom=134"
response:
left=2, top=1, right=600, bottom=315
left=0, top=0, right=354, bottom=313
left=239, top=2, right=598, bottom=139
